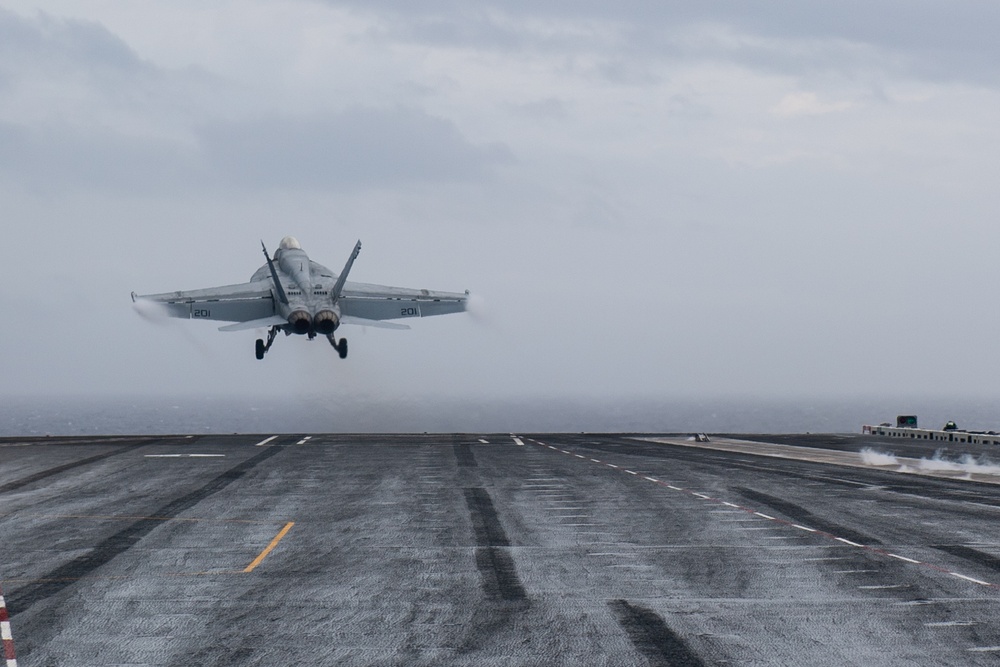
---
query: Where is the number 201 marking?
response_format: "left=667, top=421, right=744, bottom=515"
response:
left=193, top=309, right=211, bottom=318
left=401, top=307, right=418, bottom=316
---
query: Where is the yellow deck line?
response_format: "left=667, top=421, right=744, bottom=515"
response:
left=244, top=522, right=295, bottom=573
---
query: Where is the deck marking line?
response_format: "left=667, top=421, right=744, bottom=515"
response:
left=887, top=553, right=921, bottom=564
left=478, top=439, right=489, bottom=444
left=512, top=437, right=525, bottom=446
left=254, top=435, right=278, bottom=447
left=926, top=621, right=978, bottom=627
left=834, top=537, right=863, bottom=547
left=967, top=647, right=1000, bottom=653
left=575, top=454, right=586, bottom=459
left=244, top=522, right=295, bottom=573
left=0, top=589, right=17, bottom=667
left=950, top=573, right=992, bottom=586
left=523, top=437, right=1000, bottom=590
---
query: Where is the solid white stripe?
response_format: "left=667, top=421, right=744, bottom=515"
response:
left=951, top=572, right=991, bottom=586
left=792, top=524, right=817, bottom=532
left=834, top=537, right=863, bottom=547
left=254, top=435, right=278, bottom=447
left=754, top=512, right=776, bottom=520
left=1, top=622, right=12, bottom=640
left=887, top=553, right=920, bottom=564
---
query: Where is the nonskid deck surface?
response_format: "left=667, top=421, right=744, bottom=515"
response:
left=2, top=433, right=1000, bottom=666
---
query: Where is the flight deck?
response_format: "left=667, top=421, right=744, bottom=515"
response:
left=2, top=432, right=1000, bottom=665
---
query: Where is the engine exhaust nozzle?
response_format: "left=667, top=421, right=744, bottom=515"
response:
left=313, top=310, right=339, bottom=335
left=287, top=310, right=312, bottom=335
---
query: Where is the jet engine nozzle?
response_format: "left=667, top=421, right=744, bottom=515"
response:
left=287, top=310, right=312, bottom=335
left=313, top=310, right=339, bottom=335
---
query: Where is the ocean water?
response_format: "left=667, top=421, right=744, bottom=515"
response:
left=2, top=394, right=999, bottom=436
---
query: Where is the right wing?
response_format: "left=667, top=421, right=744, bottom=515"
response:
left=339, top=281, right=468, bottom=322
left=132, top=281, right=276, bottom=324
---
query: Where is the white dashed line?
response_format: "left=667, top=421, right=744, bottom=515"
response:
left=951, top=573, right=992, bottom=586
left=296, top=436, right=312, bottom=445
left=253, top=436, right=278, bottom=447
left=523, top=437, right=999, bottom=590
left=512, top=437, right=525, bottom=446
left=834, top=538, right=864, bottom=547
left=478, top=439, right=489, bottom=444
left=926, top=621, right=978, bottom=627
left=887, top=553, right=921, bottom=564
left=967, top=646, right=1000, bottom=653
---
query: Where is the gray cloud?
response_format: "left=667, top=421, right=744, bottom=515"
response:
left=327, top=1, right=1000, bottom=86
left=0, top=108, right=512, bottom=193
left=197, top=108, right=514, bottom=190
left=0, top=8, right=151, bottom=75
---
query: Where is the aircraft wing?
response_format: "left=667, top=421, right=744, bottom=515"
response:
left=339, top=281, right=468, bottom=323
left=132, top=281, right=276, bottom=324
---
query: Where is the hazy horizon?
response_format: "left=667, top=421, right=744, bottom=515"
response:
left=3, top=3, right=1000, bottom=415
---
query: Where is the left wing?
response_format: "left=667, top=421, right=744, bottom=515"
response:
left=339, top=281, right=468, bottom=323
left=132, top=281, right=276, bottom=324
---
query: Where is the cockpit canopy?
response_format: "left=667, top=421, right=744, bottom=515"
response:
left=279, top=236, right=302, bottom=251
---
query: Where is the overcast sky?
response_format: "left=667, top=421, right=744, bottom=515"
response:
left=2, top=1, right=1000, bottom=410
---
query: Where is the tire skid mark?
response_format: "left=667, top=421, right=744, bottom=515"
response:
left=931, top=545, right=1000, bottom=574
left=453, top=443, right=478, bottom=468
left=733, top=486, right=881, bottom=547
left=463, top=487, right=527, bottom=601
left=0, top=441, right=164, bottom=494
left=7, top=444, right=285, bottom=617
left=526, top=439, right=1000, bottom=590
left=610, top=599, right=707, bottom=667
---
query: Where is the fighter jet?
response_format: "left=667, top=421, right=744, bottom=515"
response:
left=132, top=236, right=468, bottom=359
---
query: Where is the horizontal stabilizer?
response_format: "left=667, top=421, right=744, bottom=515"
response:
left=340, top=316, right=410, bottom=330
left=219, top=316, right=287, bottom=332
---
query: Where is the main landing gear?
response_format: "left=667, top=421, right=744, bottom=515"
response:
left=328, top=334, right=348, bottom=359
left=255, top=326, right=280, bottom=360
left=254, top=327, right=348, bottom=360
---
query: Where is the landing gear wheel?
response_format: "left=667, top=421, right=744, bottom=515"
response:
left=337, top=338, right=348, bottom=359
left=255, top=339, right=266, bottom=360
